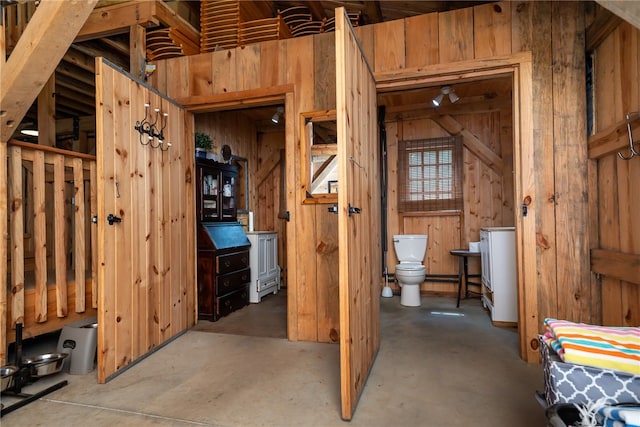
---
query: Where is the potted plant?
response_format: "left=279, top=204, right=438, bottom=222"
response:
left=195, top=131, right=213, bottom=159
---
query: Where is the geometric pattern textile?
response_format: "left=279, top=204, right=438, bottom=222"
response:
left=541, top=337, right=640, bottom=407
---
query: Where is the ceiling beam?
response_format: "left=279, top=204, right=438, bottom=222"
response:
left=433, top=114, right=503, bottom=175
left=363, top=1, right=383, bottom=24
left=1, top=0, right=98, bottom=142
left=75, top=0, right=158, bottom=42
left=596, top=0, right=640, bottom=30
left=302, top=1, right=327, bottom=21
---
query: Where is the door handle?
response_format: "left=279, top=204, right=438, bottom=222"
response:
left=107, top=214, right=122, bottom=225
left=348, top=205, right=361, bottom=216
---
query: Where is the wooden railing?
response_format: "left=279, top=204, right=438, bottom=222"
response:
left=2, top=1, right=37, bottom=55
left=6, top=140, right=97, bottom=339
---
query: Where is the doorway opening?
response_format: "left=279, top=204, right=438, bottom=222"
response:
left=375, top=63, right=533, bottom=359
left=190, top=103, right=289, bottom=340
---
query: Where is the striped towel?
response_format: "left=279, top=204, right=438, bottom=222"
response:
left=544, top=318, right=640, bottom=375
left=598, top=405, right=640, bottom=427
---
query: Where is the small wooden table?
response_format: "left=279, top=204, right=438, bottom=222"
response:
left=449, top=249, right=482, bottom=308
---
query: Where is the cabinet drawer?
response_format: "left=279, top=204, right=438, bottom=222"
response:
left=216, top=286, right=248, bottom=318
left=217, top=251, right=249, bottom=274
left=216, top=268, right=250, bottom=296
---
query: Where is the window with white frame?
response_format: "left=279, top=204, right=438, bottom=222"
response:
left=398, top=136, right=463, bottom=212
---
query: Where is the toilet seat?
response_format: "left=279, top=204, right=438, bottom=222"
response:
left=396, top=263, right=425, bottom=272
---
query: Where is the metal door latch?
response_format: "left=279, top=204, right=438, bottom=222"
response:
left=107, top=214, right=122, bottom=225
left=328, top=205, right=338, bottom=214
left=348, top=205, right=361, bottom=216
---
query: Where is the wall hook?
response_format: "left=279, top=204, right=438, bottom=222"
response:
left=617, top=112, right=640, bottom=160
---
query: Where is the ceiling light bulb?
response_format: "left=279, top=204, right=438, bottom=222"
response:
left=432, top=93, right=444, bottom=107
left=271, top=106, right=284, bottom=124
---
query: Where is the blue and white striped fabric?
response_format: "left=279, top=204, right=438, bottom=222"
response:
left=598, top=405, right=640, bottom=427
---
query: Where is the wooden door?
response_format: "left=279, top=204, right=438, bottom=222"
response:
left=95, top=59, right=195, bottom=382
left=335, top=8, right=381, bottom=420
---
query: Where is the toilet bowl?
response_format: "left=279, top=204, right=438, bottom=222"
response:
left=393, top=235, right=428, bottom=307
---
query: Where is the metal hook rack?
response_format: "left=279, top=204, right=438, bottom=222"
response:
left=617, top=111, right=640, bottom=160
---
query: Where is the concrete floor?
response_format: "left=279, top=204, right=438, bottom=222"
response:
left=1, top=292, right=547, bottom=426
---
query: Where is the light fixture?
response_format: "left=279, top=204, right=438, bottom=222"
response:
left=134, top=102, right=172, bottom=151
left=432, top=86, right=459, bottom=107
left=20, top=129, right=39, bottom=137
left=271, top=106, right=284, bottom=124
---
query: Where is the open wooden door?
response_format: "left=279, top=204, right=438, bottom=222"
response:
left=95, top=59, right=195, bottom=382
left=335, top=8, right=381, bottom=420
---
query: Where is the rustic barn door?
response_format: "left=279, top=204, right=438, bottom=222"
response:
left=95, top=59, right=195, bottom=383
left=335, top=8, right=381, bottom=420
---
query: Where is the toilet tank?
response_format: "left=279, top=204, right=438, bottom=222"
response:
left=393, top=235, right=428, bottom=262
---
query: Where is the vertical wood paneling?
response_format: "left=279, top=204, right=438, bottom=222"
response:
left=160, top=106, right=172, bottom=341
left=0, top=141, right=6, bottom=363
left=438, top=8, right=474, bottom=63
left=33, top=151, right=47, bottom=322
left=592, top=21, right=640, bottom=326
left=513, top=1, right=557, bottom=326
left=97, top=60, right=192, bottom=381
left=184, top=112, right=196, bottom=327
left=617, top=23, right=640, bottom=326
left=373, top=20, right=405, bottom=73
left=595, top=26, right=621, bottom=325
left=314, top=33, right=336, bottom=111
left=288, top=36, right=318, bottom=342
left=385, top=121, right=399, bottom=282
left=403, top=215, right=461, bottom=285
left=236, top=43, right=261, bottom=91
left=131, top=86, right=146, bottom=355
left=113, top=68, right=133, bottom=369
left=405, top=13, right=439, bottom=68
left=90, top=161, right=98, bottom=309
left=315, top=207, right=339, bottom=343
left=474, top=2, right=512, bottom=58
left=189, top=53, right=213, bottom=97
left=97, top=60, right=116, bottom=383
left=211, top=49, right=238, bottom=94
left=259, top=40, right=282, bottom=87
left=552, top=2, right=589, bottom=321
left=336, top=9, right=380, bottom=418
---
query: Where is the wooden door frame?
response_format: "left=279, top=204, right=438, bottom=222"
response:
left=178, top=87, right=297, bottom=340
left=375, top=52, right=538, bottom=362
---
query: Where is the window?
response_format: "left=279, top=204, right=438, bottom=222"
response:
left=398, top=136, right=463, bottom=212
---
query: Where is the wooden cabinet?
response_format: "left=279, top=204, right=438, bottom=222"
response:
left=247, top=232, right=280, bottom=303
left=480, top=227, right=517, bottom=325
left=196, top=159, right=239, bottom=222
left=197, top=223, right=251, bottom=321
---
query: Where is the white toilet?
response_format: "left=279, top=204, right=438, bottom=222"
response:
left=393, top=234, right=428, bottom=307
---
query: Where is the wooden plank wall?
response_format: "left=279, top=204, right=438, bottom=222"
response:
left=589, top=20, right=640, bottom=326
left=152, top=2, right=594, bottom=354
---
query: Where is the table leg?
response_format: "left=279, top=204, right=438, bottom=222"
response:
left=456, top=255, right=464, bottom=307
left=463, top=256, right=470, bottom=299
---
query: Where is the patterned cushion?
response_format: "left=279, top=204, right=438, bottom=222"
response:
left=541, top=336, right=640, bottom=406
